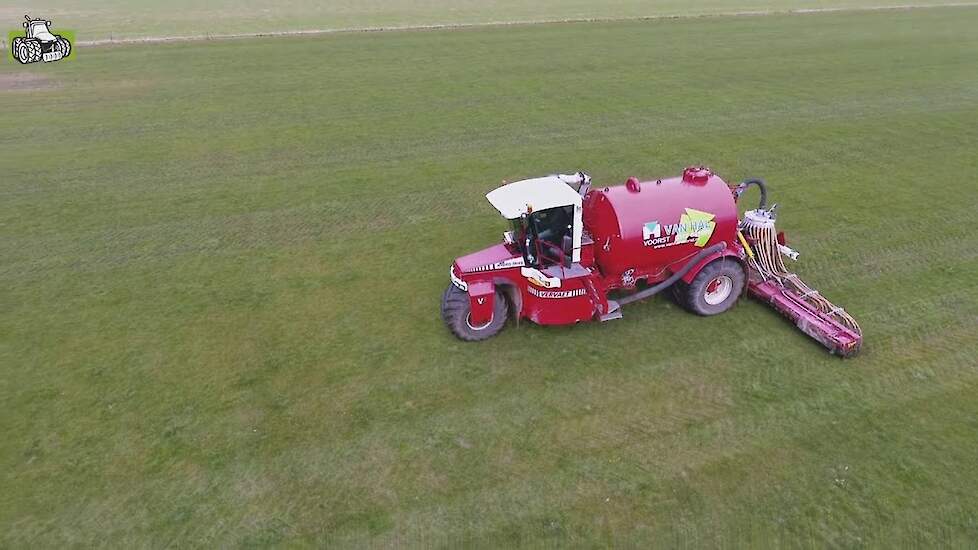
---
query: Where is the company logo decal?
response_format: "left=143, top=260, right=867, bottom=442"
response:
left=643, top=221, right=661, bottom=240
left=643, top=209, right=716, bottom=249
left=520, top=267, right=561, bottom=288
left=527, top=277, right=547, bottom=288
left=527, top=287, right=586, bottom=299
left=621, top=268, right=636, bottom=287
left=465, top=257, right=525, bottom=273
left=9, top=15, right=74, bottom=64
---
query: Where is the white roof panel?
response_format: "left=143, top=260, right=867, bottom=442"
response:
left=485, top=176, right=582, bottom=219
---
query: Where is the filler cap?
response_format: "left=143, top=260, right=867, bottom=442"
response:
left=682, top=166, right=713, bottom=184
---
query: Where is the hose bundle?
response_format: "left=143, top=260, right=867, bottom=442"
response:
left=741, top=210, right=862, bottom=337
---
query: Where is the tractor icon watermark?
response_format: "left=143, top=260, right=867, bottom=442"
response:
left=10, top=15, right=72, bottom=64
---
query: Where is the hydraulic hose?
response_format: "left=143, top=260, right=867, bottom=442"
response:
left=736, top=178, right=768, bottom=209
left=742, top=216, right=862, bottom=337
left=617, top=242, right=726, bottom=306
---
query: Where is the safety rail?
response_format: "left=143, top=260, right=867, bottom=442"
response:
left=536, top=239, right=568, bottom=276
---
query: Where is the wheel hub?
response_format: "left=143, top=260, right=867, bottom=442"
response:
left=704, top=275, right=733, bottom=305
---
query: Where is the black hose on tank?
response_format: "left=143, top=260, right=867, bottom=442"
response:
left=617, top=243, right=726, bottom=306
left=737, top=178, right=768, bottom=209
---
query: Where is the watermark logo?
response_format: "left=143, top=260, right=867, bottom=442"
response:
left=8, top=15, right=74, bottom=64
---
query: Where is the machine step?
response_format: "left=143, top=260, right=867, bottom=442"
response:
left=599, top=300, right=622, bottom=322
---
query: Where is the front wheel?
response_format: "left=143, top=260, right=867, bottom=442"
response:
left=682, top=259, right=745, bottom=316
left=18, top=40, right=41, bottom=64
left=441, top=285, right=509, bottom=341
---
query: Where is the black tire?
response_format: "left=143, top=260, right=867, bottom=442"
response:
left=55, top=37, right=71, bottom=59
left=441, top=284, right=508, bottom=341
left=18, top=39, right=41, bottom=64
left=11, top=37, right=23, bottom=62
left=670, top=280, right=690, bottom=311
left=16, top=42, right=31, bottom=64
left=29, top=40, right=42, bottom=63
left=682, top=259, right=746, bottom=316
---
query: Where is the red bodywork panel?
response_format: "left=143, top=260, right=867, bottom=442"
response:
left=522, top=276, right=594, bottom=325
left=455, top=243, right=523, bottom=273
left=466, top=281, right=496, bottom=326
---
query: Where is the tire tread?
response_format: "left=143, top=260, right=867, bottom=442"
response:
left=683, top=259, right=745, bottom=316
left=441, top=285, right=508, bottom=341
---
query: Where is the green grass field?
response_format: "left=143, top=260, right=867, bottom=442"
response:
left=2, top=0, right=971, bottom=40
left=2, top=4, right=978, bottom=547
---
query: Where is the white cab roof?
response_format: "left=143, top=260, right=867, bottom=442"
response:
left=485, top=176, right=582, bottom=219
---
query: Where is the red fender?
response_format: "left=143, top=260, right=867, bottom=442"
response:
left=680, top=245, right=745, bottom=285
left=466, top=281, right=496, bottom=326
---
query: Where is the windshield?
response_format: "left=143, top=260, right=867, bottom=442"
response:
left=508, top=207, right=574, bottom=267
left=31, top=22, right=51, bottom=35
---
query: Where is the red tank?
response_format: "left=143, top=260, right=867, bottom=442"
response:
left=582, top=167, right=740, bottom=287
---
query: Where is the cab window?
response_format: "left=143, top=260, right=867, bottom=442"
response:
left=526, top=206, right=573, bottom=266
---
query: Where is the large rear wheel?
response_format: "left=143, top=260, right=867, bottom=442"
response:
left=55, top=37, right=71, bottom=59
left=441, top=285, right=508, bottom=341
left=682, top=259, right=746, bottom=316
